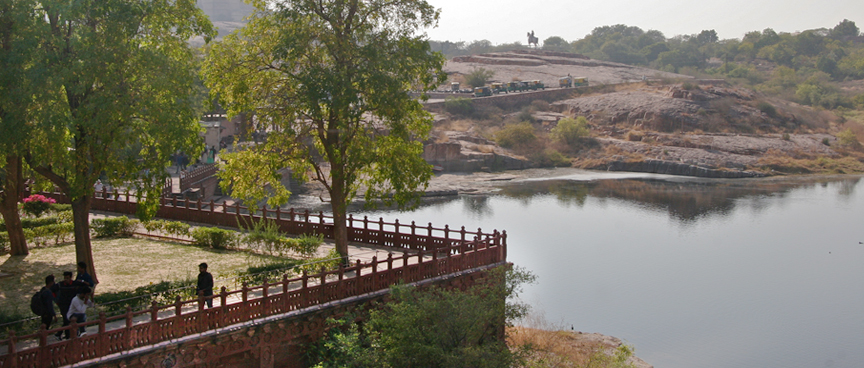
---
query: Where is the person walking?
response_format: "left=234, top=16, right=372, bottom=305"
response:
left=52, top=271, right=84, bottom=340
left=196, top=263, right=214, bottom=308
left=75, top=261, right=95, bottom=290
left=38, top=275, right=56, bottom=331
left=67, top=286, right=94, bottom=337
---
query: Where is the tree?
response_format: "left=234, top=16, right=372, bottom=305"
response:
left=203, top=0, right=446, bottom=263
left=309, top=266, right=536, bottom=368
left=829, top=19, right=859, bottom=41
left=25, top=0, right=214, bottom=281
left=551, top=117, right=590, bottom=146
left=0, top=0, right=44, bottom=256
left=465, top=67, right=495, bottom=88
left=542, top=36, right=569, bottom=52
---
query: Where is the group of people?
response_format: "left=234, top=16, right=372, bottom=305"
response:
left=37, top=262, right=96, bottom=340
left=35, top=262, right=213, bottom=340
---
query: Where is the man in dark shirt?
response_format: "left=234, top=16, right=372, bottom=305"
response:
left=52, top=271, right=85, bottom=340
left=196, top=263, right=214, bottom=308
left=39, top=275, right=56, bottom=330
left=75, top=261, right=95, bottom=290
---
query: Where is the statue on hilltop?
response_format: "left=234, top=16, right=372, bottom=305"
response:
left=527, top=30, right=538, bottom=48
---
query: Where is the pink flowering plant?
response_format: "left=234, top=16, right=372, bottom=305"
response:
left=22, top=194, right=56, bottom=217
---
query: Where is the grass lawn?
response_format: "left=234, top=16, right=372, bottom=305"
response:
left=0, top=237, right=291, bottom=318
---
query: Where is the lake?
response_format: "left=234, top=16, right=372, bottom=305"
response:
left=307, top=170, right=864, bottom=368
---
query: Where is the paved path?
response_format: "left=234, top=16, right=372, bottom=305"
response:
left=1, top=208, right=431, bottom=355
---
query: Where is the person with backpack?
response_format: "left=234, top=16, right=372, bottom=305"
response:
left=32, top=275, right=56, bottom=331
left=67, top=286, right=94, bottom=337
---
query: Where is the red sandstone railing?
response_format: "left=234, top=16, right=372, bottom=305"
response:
left=178, top=164, right=218, bottom=192
left=45, top=190, right=498, bottom=254
left=0, top=235, right=506, bottom=367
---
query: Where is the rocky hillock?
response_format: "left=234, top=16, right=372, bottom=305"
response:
left=444, top=50, right=688, bottom=86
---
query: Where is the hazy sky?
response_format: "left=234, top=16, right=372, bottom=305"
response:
left=424, top=0, right=864, bottom=45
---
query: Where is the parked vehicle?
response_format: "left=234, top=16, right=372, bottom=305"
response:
left=450, top=82, right=460, bottom=92
left=573, top=77, right=588, bottom=86
left=473, top=86, right=492, bottom=97
left=506, top=81, right=523, bottom=92
left=491, top=82, right=508, bottom=94
left=528, top=80, right=545, bottom=90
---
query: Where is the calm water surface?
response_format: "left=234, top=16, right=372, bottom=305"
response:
left=306, top=170, right=864, bottom=368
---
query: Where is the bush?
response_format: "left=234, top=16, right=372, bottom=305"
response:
left=495, top=122, right=536, bottom=149
left=836, top=129, right=860, bottom=148
left=532, top=149, right=571, bottom=168
left=757, top=101, right=778, bottom=118
left=296, top=248, right=342, bottom=275
left=516, top=107, right=535, bottom=123
left=142, top=219, right=165, bottom=233
left=464, top=67, right=494, bottom=88
left=163, top=221, right=191, bottom=237
left=292, top=233, right=324, bottom=257
left=822, top=137, right=831, bottom=146
left=190, top=227, right=238, bottom=249
left=242, top=219, right=290, bottom=256
left=551, top=117, right=590, bottom=145
left=95, top=278, right=197, bottom=315
left=21, top=194, right=56, bottom=217
left=91, top=216, right=140, bottom=238
left=443, top=97, right=474, bottom=116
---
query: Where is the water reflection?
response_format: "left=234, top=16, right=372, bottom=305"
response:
left=496, top=176, right=862, bottom=224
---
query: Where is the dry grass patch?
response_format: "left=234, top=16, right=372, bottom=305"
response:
left=0, top=237, right=287, bottom=316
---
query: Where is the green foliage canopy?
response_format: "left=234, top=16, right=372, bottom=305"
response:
left=203, top=0, right=446, bottom=261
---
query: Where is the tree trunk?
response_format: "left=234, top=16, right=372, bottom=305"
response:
left=70, top=195, right=98, bottom=284
left=1, top=155, right=28, bottom=256
left=330, top=174, right=349, bottom=266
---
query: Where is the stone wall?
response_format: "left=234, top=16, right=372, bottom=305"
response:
left=78, top=264, right=507, bottom=368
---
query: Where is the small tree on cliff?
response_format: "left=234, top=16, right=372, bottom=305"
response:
left=203, top=0, right=446, bottom=263
left=25, top=0, right=214, bottom=281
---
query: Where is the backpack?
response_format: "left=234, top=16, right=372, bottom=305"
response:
left=30, top=290, right=44, bottom=316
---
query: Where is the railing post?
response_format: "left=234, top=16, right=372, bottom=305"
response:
left=276, top=206, right=281, bottom=220
left=69, top=318, right=80, bottom=364
left=338, top=265, right=345, bottom=299
left=427, top=222, right=433, bottom=251
left=37, top=324, right=48, bottom=367
left=263, top=279, right=270, bottom=316
left=371, top=256, right=378, bottom=291
left=125, top=306, right=133, bottom=350
left=98, top=312, right=106, bottom=356
left=220, top=286, right=228, bottom=309
left=411, top=221, right=416, bottom=249
left=301, top=271, right=308, bottom=308
left=378, top=218, right=384, bottom=245
left=319, top=267, right=327, bottom=302
left=387, top=253, right=393, bottom=271
left=432, top=251, right=439, bottom=275
left=417, top=249, right=424, bottom=281
left=242, top=282, right=249, bottom=303
left=198, top=290, right=205, bottom=311
left=394, top=219, right=400, bottom=247
left=175, top=295, right=182, bottom=316
left=210, top=199, right=215, bottom=213
left=7, top=331, right=17, bottom=365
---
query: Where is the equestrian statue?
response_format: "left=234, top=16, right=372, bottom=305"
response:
left=527, top=30, right=539, bottom=48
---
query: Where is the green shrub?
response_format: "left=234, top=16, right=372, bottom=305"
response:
left=836, top=129, right=860, bottom=148
left=190, top=227, right=238, bottom=249
left=296, top=248, right=342, bottom=275
left=163, top=221, right=191, bottom=237
left=91, top=216, right=140, bottom=238
left=464, top=67, right=494, bottom=88
left=551, top=117, right=590, bottom=145
left=29, top=222, right=74, bottom=247
left=495, top=122, right=536, bottom=149
left=142, top=219, right=165, bottom=233
left=20, top=216, right=62, bottom=229
left=242, top=219, right=289, bottom=255
left=782, top=133, right=791, bottom=141
left=822, top=137, right=831, bottom=146
left=95, top=278, right=197, bottom=315
left=292, top=233, right=324, bottom=257
left=757, top=101, right=778, bottom=118
left=238, top=261, right=301, bottom=286
left=516, top=107, right=534, bottom=123
left=48, top=203, right=71, bottom=213
left=532, top=149, right=571, bottom=168
left=443, top=97, right=474, bottom=116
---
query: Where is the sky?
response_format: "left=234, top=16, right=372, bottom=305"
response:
left=423, top=0, right=864, bottom=45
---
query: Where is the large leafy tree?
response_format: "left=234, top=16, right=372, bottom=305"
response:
left=24, top=0, right=214, bottom=281
left=203, top=0, right=446, bottom=263
left=0, top=0, right=45, bottom=256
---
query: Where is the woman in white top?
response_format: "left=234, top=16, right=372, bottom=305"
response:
left=67, top=286, right=94, bottom=336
